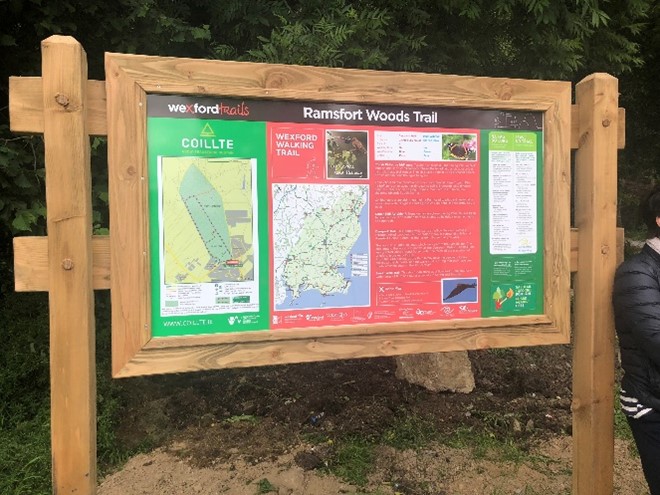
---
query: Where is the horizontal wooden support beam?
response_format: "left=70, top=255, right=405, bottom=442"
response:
left=9, top=76, right=625, bottom=149
left=117, top=323, right=570, bottom=377
left=9, top=77, right=107, bottom=136
left=14, top=236, right=110, bottom=291
left=13, top=228, right=624, bottom=292
left=571, top=105, right=625, bottom=149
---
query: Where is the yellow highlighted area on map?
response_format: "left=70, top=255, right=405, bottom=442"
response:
left=160, top=156, right=256, bottom=285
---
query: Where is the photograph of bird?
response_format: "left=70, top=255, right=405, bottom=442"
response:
left=444, top=282, right=477, bottom=301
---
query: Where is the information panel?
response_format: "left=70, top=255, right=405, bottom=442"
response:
left=147, top=96, right=543, bottom=337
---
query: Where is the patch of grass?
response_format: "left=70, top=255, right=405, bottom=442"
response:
left=0, top=293, right=50, bottom=426
left=0, top=409, right=51, bottom=495
left=445, top=426, right=530, bottom=463
left=96, top=292, right=149, bottom=474
left=0, top=293, right=51, bottom=494
left=445, top=425, right=570, bottom=484
left=0, top=291, right=138, bottom=493
left=327, top=436, right=375, bottom=486
left=613, top=404, right=634, bottom=442
left=255, top=477, right=277, bottom=493
left=382, top=412, right=437, bottom=450
left=301, top=431, right=331, bottom=445
left=478, top=410, right=516, bottom=433
left=614, top=403, right=640, bottom=460
left=97, top=372, right=139, bottom=472
left=224, top=414, right=259, bottom=424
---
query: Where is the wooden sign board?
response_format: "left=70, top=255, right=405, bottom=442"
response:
left=105, top=53, right=571, bottom=378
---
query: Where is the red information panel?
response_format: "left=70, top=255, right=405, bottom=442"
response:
left=269, top=122, right=481, bottom=328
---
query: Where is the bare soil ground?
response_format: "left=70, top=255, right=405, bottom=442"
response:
left=98, top=346, right=648, bottom=494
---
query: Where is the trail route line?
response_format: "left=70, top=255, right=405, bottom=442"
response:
left=161, top=157, right=255, bottom=285
left=272, top=183, right=368, bottom=309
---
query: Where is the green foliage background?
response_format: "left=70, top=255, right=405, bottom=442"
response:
left=1, top=0, right=659, bottom=492
left=1, top=0, right=658, bottom=243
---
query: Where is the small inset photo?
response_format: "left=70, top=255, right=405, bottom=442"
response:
left=442, top=134, right=478, bottom=161
left=442, top=277, right=478, bottom=304
left=326, top=130, right=369, bottom=179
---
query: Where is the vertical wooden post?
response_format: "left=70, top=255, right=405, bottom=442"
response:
left=42, top=36, right=97, bottom=494
left=572, top=74, right=618, bottom=494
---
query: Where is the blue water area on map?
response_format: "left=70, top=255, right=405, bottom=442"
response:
left=277, top=200, right=370, bottom=310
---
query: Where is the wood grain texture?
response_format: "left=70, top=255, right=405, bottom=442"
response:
left=13, top=236, right=110, bottom=291
left=571, top=105, right=625, bottom=149
left=572, top=73, right=618, bottom=495
left=105, top=54, right=152, bottom=377
left=117, top=323, right=568, bottom=377
left=13, top=228, right=626, bottom=292
left=41, top=35, right=97, bottom=495
left=9, top=78, right=625, bottom=150
left=105, top=53, right=569, bottom=110
left=542, top=81, right=572, bottom=345
left=9, top=77, right=107, bottom=135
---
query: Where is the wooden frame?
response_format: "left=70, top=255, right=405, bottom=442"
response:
left=9, top=36, right=623, bottom=494
left=104, top=52, right=572, bottom=378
